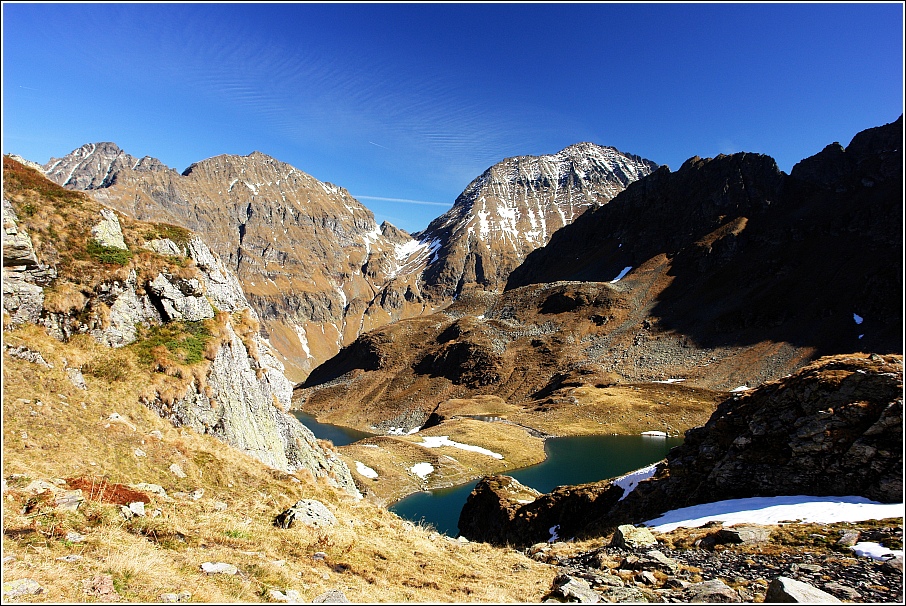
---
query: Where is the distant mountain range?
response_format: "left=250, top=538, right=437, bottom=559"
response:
left=40, top=141, right=656, bottom=380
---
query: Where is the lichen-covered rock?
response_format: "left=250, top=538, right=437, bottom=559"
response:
left=148, top=273, right=214, bottom=322
left=91, top=208, right=128, bottom=250
left=273, top=499, right=337, bottom=529
left=2, top=198, right=53, bottom=327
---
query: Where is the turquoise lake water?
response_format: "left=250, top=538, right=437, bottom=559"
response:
left=291, top=411, right=374, bottom=446
left=290, top=412, right=682, bottom=538
left=389, top=433, right=682, bottom=537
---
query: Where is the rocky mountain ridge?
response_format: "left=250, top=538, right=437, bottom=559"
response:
left=41, top=143, right=433, bottom=381
left=416, top=142, right=657, bottom=298
left=296, top=117, right=903, bottom=436
left=3, top=157, right=357, bottom=493
left=40, top=141, right=656, bottom=380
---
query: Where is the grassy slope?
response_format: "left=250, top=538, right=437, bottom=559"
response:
left=1, top=158, right=557, bottom=601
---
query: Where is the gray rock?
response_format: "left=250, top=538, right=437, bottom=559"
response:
left=200, top=562, right=238, bottom=575
left=169, top=463, right=187, bottom=478
left=91, top=208, right=128, bottom=250
left=715, top=525, right=771, bottom=544
left=4, top=345, right=52, bottom=368
left=680, top=579, right=741, bottom=602
left=274, top=499, right=337, bottom=529
left=553, top=575, right=601, bottom=603
left=311, top=589, right=349, bottom=603
left=879, top=556, right=903, bottom=574
left=2, top=578, right=44, bottom=599
left=610, top=525, right=658, bottom=549
left=54, top=489, right=84, bottom=511
left=65, top=531, right=86, bottom=543
left=144, top=238, right=182, bottom=256
left=765, top=577, right=841, bottom=603
left=148, top=273, right=214, bottom=322
left=66, top=367, right=88, bottom=390
left=597, top=585, right=649, bottom=602
left=836, top=530, right=860, bottom=547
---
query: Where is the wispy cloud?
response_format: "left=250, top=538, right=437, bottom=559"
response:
left=369, top=141, right=390, bottom=150
left=354, top=195, right=451, bottom=207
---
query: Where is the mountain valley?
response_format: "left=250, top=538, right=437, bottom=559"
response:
left=3, top=116, right=903, bottom=603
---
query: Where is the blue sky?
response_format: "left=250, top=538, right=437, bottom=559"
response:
left=3, top=3, right=903, bottom=233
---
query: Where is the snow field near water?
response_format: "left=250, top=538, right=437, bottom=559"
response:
left=644, top=495, right=905, bottom=541
left=614, top=464, right=657, bottom=501
left=354, top=461, right=378, bottom=479
left=409, top=462, right=434, bottom=479
left=417, top=436, right=504, bottom=459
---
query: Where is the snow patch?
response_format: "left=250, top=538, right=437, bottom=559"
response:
left=850, top=541, right=903, bottom=561
left=652, top=378, right=685, bottom=384
left=614, top=464, right=657, bottom=501
left=292, top=324, right=314, bottom=359
left=354, top=461, right=378, bottom=479
left=641, top=431, right=667, bottom=437
left=548, top=525, right=560, bottom=543
left=853, top=313, right=864, bottom=325
left=417, top=435, right=504, bottom=459
left=645, top=495, right=905, bottom=533
left=730, top=386, right=750, bottom=393
left=409, top=462, right=434, bottom=479
left=609, top=266, right=632, bottom=283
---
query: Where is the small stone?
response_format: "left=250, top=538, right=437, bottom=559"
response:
left=836, top=530, right=860, bottom=547
left=190, top=488, right=204, bottom=500
left=636, top=571, right=658, bottom=585
left=56, top=555, right=83, bottom=562
left=129, top=483, right=168, bottom=498
left=2, top=578, right=44, bottom=599
left=880, top=556, right=903, bottom=574
left=134, top=448, right=146, bottom=458
left=160, top=593, right=180, bottom=603
left=128, top=501, right=146, bottom=516
left=680, top=579, right=741, bottom=602
left=169, top=463, right=187, bottom=478
left=201, top=562, right=238, bottom=575
left=176, top=591, right=192, bottom=602
left=312, top=551, right=327, bottom=561
left=54, top=489, right=85, bottom=511
left=213, top=500, right=228, bottom=511
left=120, top=505, right=135, bottom=520
left=82, top=574, right=120, bottom=601
left=149, top=430, right=163, bottom=440
left=269, top=589, right=288, bottom=602
left=66, top=531, right=86, bottom=543
left=765, top=577, right=841, bottom=603
left=312, top=588, right=350, bottom=603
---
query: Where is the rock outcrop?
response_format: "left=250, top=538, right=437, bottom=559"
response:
left=2, top=157, right=357, bottom=494
left=458, top=353, right=903, bottom=546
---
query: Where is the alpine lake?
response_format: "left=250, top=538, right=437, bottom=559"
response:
left=292, top=411, right=682, bottom=537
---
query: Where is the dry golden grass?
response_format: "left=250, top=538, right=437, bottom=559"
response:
left=2, top=322, right=557, bottom=602
left=509, top=383, right=723, bottom=437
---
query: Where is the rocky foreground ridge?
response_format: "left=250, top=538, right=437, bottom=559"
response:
left=3, top=157, right=356, bottom=493
left=458, top=353, right=903, bottom=547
